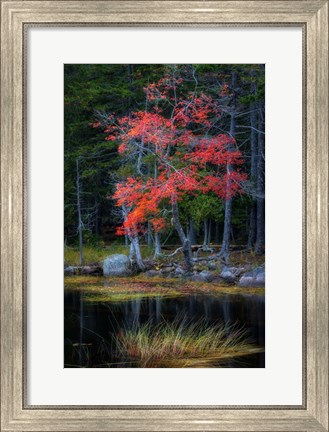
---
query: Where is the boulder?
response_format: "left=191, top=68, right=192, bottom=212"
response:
left=160, top=266, right=175, bottom=274
left=199, top=270, right=215, bottom=282
left=238, top=266, right=265, bottom=288
left=191, top=274, right=205, bottom=282
left=220, top=266, right=247, bottom=283
left=175, top=266, right=185, bottom=276
left=142, top=259, right=156, bottom=271
left=64, top=266, right=76, bottom=275
left=146, top=270, right=161, bottom=277
left=220, top=266, right=239, bottom=283
left=103, top=254, right=132, bottom=277
left=191, top=270, right=215, bottom=282
left=207, top=261, right=218, bottom=271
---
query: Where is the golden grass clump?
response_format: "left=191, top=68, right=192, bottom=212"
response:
left=116, top=318, right=262, bottom=367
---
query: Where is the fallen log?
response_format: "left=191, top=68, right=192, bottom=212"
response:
left=64, top=265, right=102, bottom=275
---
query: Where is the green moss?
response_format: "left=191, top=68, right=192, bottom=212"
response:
left=65, top=275, right=102, bottom=286
left=82, top=290, right=184, bottom=303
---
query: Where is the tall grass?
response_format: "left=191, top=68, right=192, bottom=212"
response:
left=64, top=246, right=113, bottom=266
left=64, top=244, right=155, bottom=266
left=115, top=318, right=260, bottom=367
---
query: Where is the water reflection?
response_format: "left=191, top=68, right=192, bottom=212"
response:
left=64, top=282, right=265, bottom=368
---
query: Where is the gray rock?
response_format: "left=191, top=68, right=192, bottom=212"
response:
left=191, top=274, right=205, bottom=282
left=64, top=266, right=76, bottom=275
left=207, top=261, right=218, bottom=271
left=199, top=270, right=215, bottom=282
left=220, top=266, right=248, bottom=282
left=161, top=266, right=175, bottom=274
left=143, top=259, right=155, bottom=271
left=255, top=268, right=265, bottom=285
left=238, top=266, right=265, bottom=287
left=146, top=270, right=161, bottom=277
left=220, top=266, right=238, bottom=282
left=103, top=254, right=132, bottom=277
left=191, top=270, right=215, bottom=282
left=175, top=266, right=185, bottom=275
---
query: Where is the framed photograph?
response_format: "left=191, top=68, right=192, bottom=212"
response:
left=1, top=1, right=328, bottom=431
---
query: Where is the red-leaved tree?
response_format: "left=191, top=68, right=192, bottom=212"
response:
left=99, top=68, right=247, bottom=271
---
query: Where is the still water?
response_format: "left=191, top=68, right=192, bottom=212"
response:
left=64, top=281, right=265, bottom=368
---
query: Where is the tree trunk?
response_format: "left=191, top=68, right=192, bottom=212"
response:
left=76, top=159, right=83, bottom=265
left=152, top=160, right=162, bottom=259
left=202, top=219, right=209, bottom=249
left=154, top=232, right=162, bottom=258
left=122, top=204, right=145, bottom=270
left=129, top=240, right=135, bottom=261
left=220, top=71, right=237, bottom=262
left=94, top=201, right=100, bottom=237
left=255, top=104, right=265, bottom=255
left=215, top=221, right=220, bottom=244
left=208, top=219, right=212, bottom=245
left=188, top=219, right=197, bottom=244
left=136, top=137, right=144, bottom=175
left=247, top=71, right=258, bottom=250
left=172, top=202, right=192, bottom=272
left=221, top=198, right=232, bottom=261
left=127, top=64, right=133, bottom=112
left=147, top=220, right=153, bottom=247
left=130, top=235, right=145, bottom=270
left=247, top=204, right=257, bottom=250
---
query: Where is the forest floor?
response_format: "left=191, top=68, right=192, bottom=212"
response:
left=64, top=243, right=264, bottom=268
left=64, top=244, right=265, bottom=291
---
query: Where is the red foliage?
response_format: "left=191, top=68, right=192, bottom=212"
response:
left=104, top=73, right=247, bottom=236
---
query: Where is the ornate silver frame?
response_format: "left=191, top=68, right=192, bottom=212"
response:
left=1, top=1, right=328, bottom=431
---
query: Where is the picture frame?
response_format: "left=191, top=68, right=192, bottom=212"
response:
left=1, top=1, right=328, bottom=431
